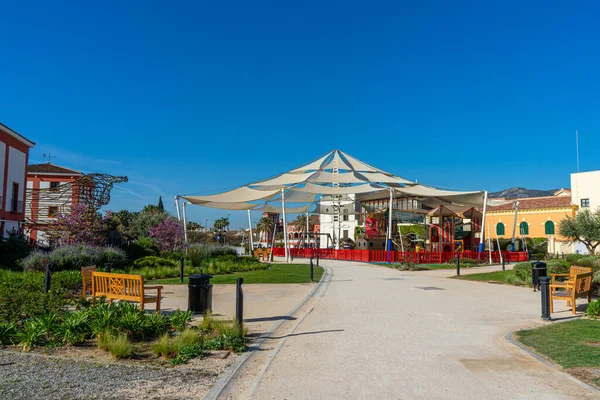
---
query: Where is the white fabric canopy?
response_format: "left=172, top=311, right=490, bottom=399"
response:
left=183, top=187, right=280, bottom=204
left=180, top=150, right=486, bottom=212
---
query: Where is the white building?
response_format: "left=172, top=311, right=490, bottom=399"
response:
left=318, top=194, right=360, bottom=249
left=571, top=170, right=600, bottom=212
left=570, top=170, right=600, bottom=254
left=0, top=123, right=35, bottom=237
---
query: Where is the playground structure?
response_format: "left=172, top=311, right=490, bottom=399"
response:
left=177, top=150, right=518, bottom=264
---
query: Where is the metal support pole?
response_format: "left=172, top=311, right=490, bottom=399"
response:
left=44, top=264, right=51, bottom=293
left=539, top=276, right=551, bottom=321
left=281, top=188, right=289, bottom=262
left=247, top=210, right=254, bottom=254
left=510, top=201, right=520, bottom=252
left=180, top=257, right=184, bottom=284
left=306, top=212, right=310, bottom=249
left=182, top=202, right=189, bottom=245
left=502, top=258, right=506, bottom=271
left=387, top=188, right=393, bottom=263
left=174, top=196, right=182, bottom=221
left=478, top=191, right=489, bottom=254
left=236, top=278, right=244, bottom=326
left=310, top=257, right=314, bottom=282
left=456, top=253, right=460, bottom=277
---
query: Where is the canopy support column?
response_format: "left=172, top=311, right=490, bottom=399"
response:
left=387, top=188, right=393, bottom=263
left=281, top=188, right=289, bottom=262
left=510, top=201, right=520, bottom=252
left=478, top=191, right=488, bottom=255
left=174, top=196, right=182, bottom=221
left=306, top=212, right=310, bottom=249
left=247, top=210, right=254, bottom=255
left=182, top=201, right=188, bottom=245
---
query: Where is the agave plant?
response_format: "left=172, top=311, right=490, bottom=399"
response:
left=0, top=321, right=18, bottom=345
left=57, top=311, right=90, bottom=345
left=170, top=309, right=193, bottom=332
left=18, top=319, right=46, bottom=351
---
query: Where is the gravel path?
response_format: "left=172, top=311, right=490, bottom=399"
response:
left=0, top=350, right=234, bottom=399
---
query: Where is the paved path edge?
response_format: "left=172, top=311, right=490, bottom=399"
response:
left=203, top=266, right=333, bottom=400
left=505, top=330, right=600, bottom=394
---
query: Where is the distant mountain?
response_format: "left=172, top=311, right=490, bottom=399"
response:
left=489, top=187, right=559, bottom=199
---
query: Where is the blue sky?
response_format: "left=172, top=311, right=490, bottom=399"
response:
left=2, top=1, right=599, bottom=228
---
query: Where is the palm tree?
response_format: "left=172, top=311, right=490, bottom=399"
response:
left=292, top=215, right=312, bottom=247
left=256, top=217, right=275, bottom=243
left=213, top=217, right=230, bottom=231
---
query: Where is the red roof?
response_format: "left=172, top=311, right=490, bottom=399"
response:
left=28, top=163, right=83, bottom=175
left=488, top=196, right=573, bottom=211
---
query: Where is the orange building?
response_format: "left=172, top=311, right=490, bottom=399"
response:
left=25, top=163, right=84, bottom=246
left=484, top=190, right=576, bottom=255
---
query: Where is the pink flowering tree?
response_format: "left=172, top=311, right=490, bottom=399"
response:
left=149, top=217, right=184, bottom=252
left=47, top=203, right=107, bottom=246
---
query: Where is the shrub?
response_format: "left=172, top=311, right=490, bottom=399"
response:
left=188, top=245, right=237, bottom=268
left=513, top=262, right=533, bottom=281
left=22, top=245, right=127, bottom=272
left=574, top=256, right=600, bottom=268
left=394, top=263, right=429, bottom=271
left=566, top=254, right=586, bottom=264
left=546, top=260, right=569, bottom=276
left=171, top=343, right=204, bottom=365
left=123, top=238, right=159, bottom=260
left=206, top=320, right=247, bottom=353
left=133, top=256, right=176, bottom=269
left=0, top=234, right=32, bottom=271
left=585, top=299, right=600, bottom=317
left=0, top=270, right=80, bottom=323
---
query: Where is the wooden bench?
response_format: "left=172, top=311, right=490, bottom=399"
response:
left=81, top=265, right=97, bottom=297
left=253, top=248, right=271, bottom=261
left=91, top=271, right=163, bottom=313
left=550, top=266, right=593, bottom=314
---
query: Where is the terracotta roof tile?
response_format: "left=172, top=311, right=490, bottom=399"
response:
left=28, top=163, right=83, bottom=175
left=488, top=196, right=573, bottom=211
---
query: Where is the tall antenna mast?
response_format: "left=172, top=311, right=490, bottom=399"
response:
left=576, top=130, right=580, bottom=172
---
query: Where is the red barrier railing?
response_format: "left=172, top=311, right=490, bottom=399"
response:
left=270, top=247, right=528, bottom=264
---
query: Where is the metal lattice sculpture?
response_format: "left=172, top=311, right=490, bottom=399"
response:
left=25, top=173, right=128, bottom=228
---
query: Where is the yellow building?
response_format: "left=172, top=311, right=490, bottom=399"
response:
left=485, top=190, right=577, bottom=254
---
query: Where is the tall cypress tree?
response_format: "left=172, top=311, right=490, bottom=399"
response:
left=157, top=196, right=164, bottom=212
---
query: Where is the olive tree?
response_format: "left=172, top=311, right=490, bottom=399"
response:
left=559, top=208, right=600, bottom=255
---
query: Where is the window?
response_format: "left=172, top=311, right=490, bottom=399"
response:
left=343, top=230, right=349, bottom=239
left=545, top=221, right=555, bottom=235
left=49, top=206, right=59, bottom=217
left=496, top=223, right=505, bottom=236
left=581, top=198, right=590, bottom=208
left=343, top=209, right=348, bottom=221
left=50, top=182, right=60, bottom=190
left=11, top=183, right=19, bottom=212
left=519, top=221, right=529, bottom=235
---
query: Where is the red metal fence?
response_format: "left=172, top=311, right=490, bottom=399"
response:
left=271, top=248, right=528, bottom=264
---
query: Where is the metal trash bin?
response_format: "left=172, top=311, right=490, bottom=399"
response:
left=530, top=261, right=547, bottom=292
left=188, top=272, right=213, bottom=313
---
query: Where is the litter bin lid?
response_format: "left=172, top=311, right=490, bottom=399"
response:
left=530, top=261, right=547, bottom=268
left=188, top=273, right=214, bottom=283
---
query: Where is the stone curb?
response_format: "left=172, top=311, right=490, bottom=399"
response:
left=204, top=265, right=333, bottom=400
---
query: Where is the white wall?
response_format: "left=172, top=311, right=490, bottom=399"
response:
left=0, top=141, right=5, bottom=209
left=5, top=147, right=26, bottom=211
left=319, top=195, right=359, bottom=249
left=571, top=170, right=600, bottom=211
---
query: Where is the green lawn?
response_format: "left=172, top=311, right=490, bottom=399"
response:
left=515, top=319, right=600, bottom=369
left=455, top=270, right=529, bottom=286
left=151, top=263, right=324, bottom=285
